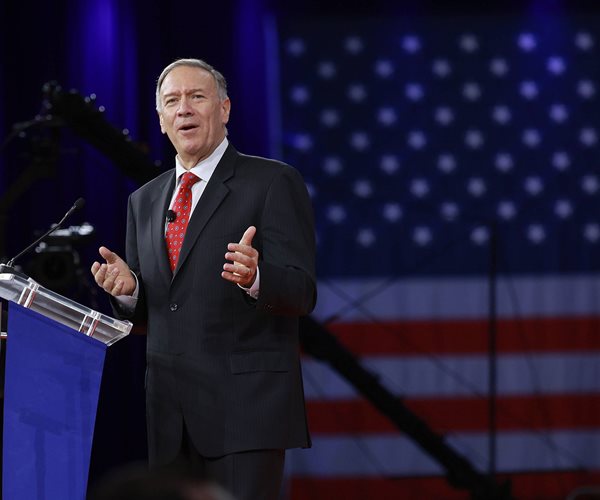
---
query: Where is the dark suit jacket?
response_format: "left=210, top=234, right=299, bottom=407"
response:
left=121, top=144, right=316, bottom=464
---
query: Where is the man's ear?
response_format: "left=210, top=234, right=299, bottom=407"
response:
left=221, top=98, right=231, bottom=125
left=158, top=112, right=166, bottom=134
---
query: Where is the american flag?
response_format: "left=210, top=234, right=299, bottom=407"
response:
left=273, top=15, right=600, bottom=500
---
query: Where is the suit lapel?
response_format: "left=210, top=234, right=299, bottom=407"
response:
left=173, top=145, right=237, bottom=278
left=150, top=172, right=176, bottom=286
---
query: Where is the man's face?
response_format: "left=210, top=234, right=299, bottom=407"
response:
left=158, top=65, right=230, bottom=168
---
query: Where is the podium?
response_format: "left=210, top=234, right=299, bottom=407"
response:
left=0, top=272, right=132, bottom=500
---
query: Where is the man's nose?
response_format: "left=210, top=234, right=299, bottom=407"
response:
left=177, top=97, right=193, bottom=115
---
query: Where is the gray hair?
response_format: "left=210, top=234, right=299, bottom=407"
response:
left=155, top=58, right=228, bottom=111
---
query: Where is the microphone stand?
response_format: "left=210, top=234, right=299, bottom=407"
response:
left=488, top=220, right=498, bottom=479
left=0, top=199, right=85, bottom=278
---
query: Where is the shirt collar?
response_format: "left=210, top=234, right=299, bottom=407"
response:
left=174, top=137, right=229, bottom=184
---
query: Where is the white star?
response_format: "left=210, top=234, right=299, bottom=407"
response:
left=353, top=179, right=373, bottom=198
left=492, top=105, right=512, bottom=125
left=518, top=33, right=537, bottom=52
left=549, top=104, right=568, bottom=123
left=522, top=129, right=541, bottom=148
left=520, top=81, right=539, bottom=100
left=380, top=155, right=400, bottom=174
left=350, top=131, right=370, bottom=151
left=582, top=175, right=599, bottom=194
left=413, top=226, right=433, bottom=246
left=577, top=80, right=596, bottom=99
left=527, top=224, right=546, bottom=244
left=318, top=61, right=336, bottom=79
left=435, top=106, right=454, bottom=126
left=345, top=36, right=364, bottom=54
left=498, top=201, right=517, bottom=220
left=584, top=223, right=600, bottom=243
left=459, top=34, right=479, bottom=53
left=489, top=58, right=509, bottom=77
left=383, top=203, right=403, bottom=222
left=547, top=56, right=566, bottom=75
left=575, top=32, right=594, bottom=51
left=555, top=199, right=573, bottom=219
left=402, top=35, right=421, bottom=53
left=292, top=134, right=313, bottom=151
left=432, top=59, right=452, bottom=78
left=440, top=202, right=460, bottom=221
left=323, top=156, right=343, bottom=176
left=327, top=205, right=346, bottom=223
left=524, top=176, right=544, bottom=196
left=467, top=177, right=486, bottom=197
left=471, top=226, right=489, bottom=245
left=347, top=84, right=367, bottom=102
left=378, top=107, right=397, bottom=126
left=405, top=83, right=425, bottom=101
left=580, top=127, right=598, bottom=147
left=290, top=85, right=310, bottom=104
left=286, top=38, right=306, bottom=56
left=463, top=82, right=482, bottom=101
left=552, top=152, right=570, bottom=171
left=465, top=129, right=484, bottom=149
left=495, top=152, right=514, bottom=172
left=357, top=228, right=376, bottom=247
left=410, top=178, right=430, bottom=198
left=375, top=60, right=394, bottom=78
left=438, top=154, right=457, bottom=173
left=407, top=130, right=427, bottom=149
left=321, top=109, right=340, bottom=127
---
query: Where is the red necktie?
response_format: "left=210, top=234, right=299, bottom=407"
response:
left=166, top=172, right=200, bottom=272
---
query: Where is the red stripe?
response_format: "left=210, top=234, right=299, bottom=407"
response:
left=320, top=316, right=600, bottom=355
left=307, top=393, right=600, bottom=434
left=290, top=470, right=600, bottom=500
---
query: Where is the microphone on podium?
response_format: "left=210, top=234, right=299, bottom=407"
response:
left=0, top=198, right=86, bottom=277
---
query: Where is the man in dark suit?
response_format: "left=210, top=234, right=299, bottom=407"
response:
left=91, top=58, right=316, bottom=500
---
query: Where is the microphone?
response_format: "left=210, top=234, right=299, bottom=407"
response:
left=166, top=209, right=177, bottom=223
left=0, top=198, right=86, bottom=277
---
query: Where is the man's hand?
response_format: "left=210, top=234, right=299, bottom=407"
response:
left=91, top=246, right=136, bottom=297
left=222, top=226, right=259, bottom=287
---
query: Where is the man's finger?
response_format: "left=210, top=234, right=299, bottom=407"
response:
left=99, top=246, right=119, bottom=264
left=238, top=226, right=256, bottom=246
left=93, top=263, right=107, bottom=285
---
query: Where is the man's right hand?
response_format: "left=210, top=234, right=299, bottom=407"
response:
left=91, top=246, right=136, bottom=297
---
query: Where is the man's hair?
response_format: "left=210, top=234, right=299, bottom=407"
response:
left=155, top=58, right=228, bottom=111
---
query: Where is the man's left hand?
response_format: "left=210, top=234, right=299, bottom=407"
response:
left=222, top=226, right=258, bottom=287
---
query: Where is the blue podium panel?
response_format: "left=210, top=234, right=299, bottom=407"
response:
left=3, top=303, right=107, bottom=500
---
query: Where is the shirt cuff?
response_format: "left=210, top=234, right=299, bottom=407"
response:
left=238, top=266, right=260, bottom=300
left=114, top=271, right=139, bottom=313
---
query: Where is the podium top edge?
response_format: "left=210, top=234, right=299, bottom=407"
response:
left=0, top=272, right=132, bottom=341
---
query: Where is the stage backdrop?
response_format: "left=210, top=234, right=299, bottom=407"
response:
left=276, top=13, right=600, bottom=500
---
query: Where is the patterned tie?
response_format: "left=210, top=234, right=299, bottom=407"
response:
left=166, top=171, right=200, bottom=272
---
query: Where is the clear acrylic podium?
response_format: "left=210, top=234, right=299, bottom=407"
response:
left=0, top=272, right=132, bottom=500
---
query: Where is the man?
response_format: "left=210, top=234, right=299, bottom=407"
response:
left=91, top=58, right=316, bottom=500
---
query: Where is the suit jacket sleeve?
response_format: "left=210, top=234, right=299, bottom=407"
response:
left=109, top=194, right=148, bottom=324
left=254, top=164, right=317, bottom=316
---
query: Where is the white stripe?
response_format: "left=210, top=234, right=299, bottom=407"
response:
left=287, top=430, right=600, bottom=477
left=302, top=352, right=600, bottom=399
left=313, top=274, right=600, bottom=321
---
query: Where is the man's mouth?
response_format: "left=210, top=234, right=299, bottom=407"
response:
left=178, top=124, right=198, bottom=132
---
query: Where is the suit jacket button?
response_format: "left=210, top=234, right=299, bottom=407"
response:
left=170, top=303, right=178, bottom=312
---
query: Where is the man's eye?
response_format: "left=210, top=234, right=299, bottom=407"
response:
left=165, top=98, right=177, bottom=105
left=193, top=94, right=204, bottom=100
